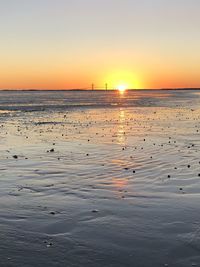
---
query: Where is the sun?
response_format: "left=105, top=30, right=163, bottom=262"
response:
left=117, top=85, right=127, bottom=93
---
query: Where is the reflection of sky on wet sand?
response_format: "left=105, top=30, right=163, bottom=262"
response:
left=112, top=177, right=129, bottom=198
left=112, top=177, right=128, bottom=189
left=1, top=91, right=200, bottom=266
left=2, top=104, right=200, bottom=153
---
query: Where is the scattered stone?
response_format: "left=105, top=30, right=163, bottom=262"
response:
left=192, top=263, right=197, bottom=266
left=92, top=209, right=99, bottom=213
left=46, top=242, right=53, bottom=248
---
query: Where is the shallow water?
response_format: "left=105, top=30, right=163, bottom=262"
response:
left=0, top=90, right=200, bottom=267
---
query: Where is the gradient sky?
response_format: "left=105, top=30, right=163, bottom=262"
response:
left=1, top=0, right=200, bottom=89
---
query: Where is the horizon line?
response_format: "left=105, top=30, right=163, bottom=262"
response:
left=0, top=88, right=200, bottom=91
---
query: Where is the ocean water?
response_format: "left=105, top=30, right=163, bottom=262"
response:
left=0, top=89, right=199, bottom=111
left=0, top=90, right=200, bottom=267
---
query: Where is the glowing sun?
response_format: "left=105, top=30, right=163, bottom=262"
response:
left=117, top=85, right=127, bottom=93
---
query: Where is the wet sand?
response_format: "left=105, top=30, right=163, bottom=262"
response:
left=0, top=90, right=200, bottom=267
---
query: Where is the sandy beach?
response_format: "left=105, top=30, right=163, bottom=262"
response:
left=0, top=90, right=200, bottom=267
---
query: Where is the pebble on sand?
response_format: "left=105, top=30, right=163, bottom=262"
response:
left=46, top=243, right=53, bottom=248
left=92, top=209, right=99, bottom=213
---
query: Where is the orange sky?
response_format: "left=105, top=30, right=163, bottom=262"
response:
left=1, top=0, right=200, bottom=90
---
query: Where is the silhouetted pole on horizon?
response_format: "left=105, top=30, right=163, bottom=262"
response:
left=105, top=83, right=108, bottom=90
left=91, top=83, right=94, bottom=90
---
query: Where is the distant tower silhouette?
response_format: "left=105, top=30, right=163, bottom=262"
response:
left=91, top=83, right=94, bottom=90
left=105, top=83, right=108, bottom=90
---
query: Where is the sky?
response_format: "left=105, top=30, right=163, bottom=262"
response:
left=0, top=0, right=200, bottom=90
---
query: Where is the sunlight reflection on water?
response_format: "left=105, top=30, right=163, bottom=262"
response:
left=117, top=109, right=126, bottom=145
